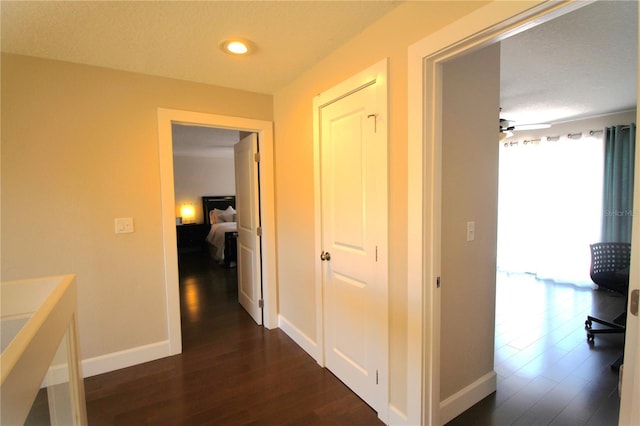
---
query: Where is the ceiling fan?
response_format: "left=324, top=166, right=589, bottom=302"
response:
left=499, top=117, right=551, bottom=140
left=500, top=118, right=515, bottom=136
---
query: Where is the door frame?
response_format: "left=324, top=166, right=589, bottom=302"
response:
left=406, top=1, right=618, bottom=424
left=313, top=58, right=389, bottom=421
left=157, top=108, right=277, bottom=355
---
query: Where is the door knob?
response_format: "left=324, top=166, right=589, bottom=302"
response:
left=320, top=251, right=331, bottom=261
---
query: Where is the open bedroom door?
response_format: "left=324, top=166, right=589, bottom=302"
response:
left=234, top=133, right=263, bottom=325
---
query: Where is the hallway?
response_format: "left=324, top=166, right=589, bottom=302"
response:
left=83, top=252, right=381, bottom=425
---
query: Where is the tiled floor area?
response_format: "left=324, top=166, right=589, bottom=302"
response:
left=447, top=272, right=625, bottom=425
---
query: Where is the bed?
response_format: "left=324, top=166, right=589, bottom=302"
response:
left=202, top=196, right=238, bottom=267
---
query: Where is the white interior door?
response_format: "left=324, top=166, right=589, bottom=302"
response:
left=319, top=75, right=387, bottom=415
left=234, top=134, right=262, bottom=325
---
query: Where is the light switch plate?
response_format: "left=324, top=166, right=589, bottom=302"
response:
left=466, top=221, right=475, bottom=242
left=115, top=217, right=134, bottom=234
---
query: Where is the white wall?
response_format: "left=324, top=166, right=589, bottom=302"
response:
left=173, top=154, right=236, bottom=224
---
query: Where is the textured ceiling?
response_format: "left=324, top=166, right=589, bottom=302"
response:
left=2, top=0, right=637, bottom=132
left=1, top=0, right=400, bottom=95
left=500, top=0, right=637, bottom=126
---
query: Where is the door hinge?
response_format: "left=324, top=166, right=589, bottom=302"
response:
left=256, top=226, right=262, bottom=236
left=631, top=289, right=639, bottom=317
left=258, top=299, right=264, bottom=308
left=376, top=370, right=379, bottom=385
left=254, top=152, right=260, bottom=162
left=436, top=276, right=441, bottom=288
left=375, top=246, right=378, bottom=262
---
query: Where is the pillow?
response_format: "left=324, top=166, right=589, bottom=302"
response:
left=218, top=206, right=236, bottom=223
left=210, top=208, right=225, bottom=224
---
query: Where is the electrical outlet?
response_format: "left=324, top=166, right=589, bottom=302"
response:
left=115, top=217, right=134, bottom=234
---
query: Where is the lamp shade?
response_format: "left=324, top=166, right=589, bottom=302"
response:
left=180, top=203, right=196, bottom=223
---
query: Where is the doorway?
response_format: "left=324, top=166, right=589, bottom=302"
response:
left=407, top=1, right=640, bottom=425
left=157, top=108, right=276, bottom=356
left=172, top=127, right=262, bottom=346
left=443, top=4, right=634, bottom=421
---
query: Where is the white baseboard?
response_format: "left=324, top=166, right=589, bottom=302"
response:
left=388, top=403, right=410, bottom=425
left=42, top=364, right=70, bottom=387
left=440, top=370, right=497, bottom=424
left=81, top=340, right=172, bottom=378
left=278, top=314, right=320, bottom=363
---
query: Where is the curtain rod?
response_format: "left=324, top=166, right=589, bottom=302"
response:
left=503, top=124, right=635, bottom=147
left=554, top=129, right=604, bottom=141
left=549, top=126, right=633, bottom=141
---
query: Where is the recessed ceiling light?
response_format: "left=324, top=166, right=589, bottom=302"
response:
left=220, top=39, right=252, bottom=56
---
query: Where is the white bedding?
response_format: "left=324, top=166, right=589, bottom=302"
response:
left=206, top=222, right=237, bottom=260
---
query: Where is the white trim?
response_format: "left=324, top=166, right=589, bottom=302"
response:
left=440, top=371, right=497, bottom=424
left=312, top=94, right=325, bottom=367
left=157, top=109, right=278, bottom=356
left=388, top=404, right=409, bottom=425
left=1, top=275, right=86, bottom=425
left=43, top=364, right=70, bottom=387
left=619, top=114, right=640, bottom=424
left=81, top=340, right=171, bottom=378
left=407, top=1, right=590, bottom=424
left=278, top=314, right=319, bottom=362
left=157, top=109, right=182, bottom=355
left=313, top=58, right=389, bottom=422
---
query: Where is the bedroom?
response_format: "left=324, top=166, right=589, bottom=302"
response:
left=433, top=1, right=637, bottom=423
left=172, top=124, right=260, bottom=343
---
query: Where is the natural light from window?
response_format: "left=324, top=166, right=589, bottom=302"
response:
left=496, top=132, right=604, bottom=286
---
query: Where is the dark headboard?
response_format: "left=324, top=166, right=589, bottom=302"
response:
left=202, top=196, right=236, bottom=225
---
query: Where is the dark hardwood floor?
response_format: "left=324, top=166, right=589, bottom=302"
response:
left=447, top=272, right=624, bottom=426
left=83, top=251, right=381, bottom=425
left=27, top=257, right=623, bottom=425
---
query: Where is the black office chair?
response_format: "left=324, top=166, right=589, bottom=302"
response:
left=585, top=242, right=631, bottom=344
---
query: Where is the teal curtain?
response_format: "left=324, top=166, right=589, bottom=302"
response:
left=602, top=123, right=636, bottom=242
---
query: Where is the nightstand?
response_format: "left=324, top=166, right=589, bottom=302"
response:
left=224, top=231, right=238, bottom=268
left=176, top=224, right=209, bottom=253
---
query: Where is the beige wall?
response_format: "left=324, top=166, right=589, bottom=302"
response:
left=272, top=0, right=488, bottom=413
left=3, top=0, right=495, bottom=417
left=1, top=53, right=272, bottom=359
left=173, top=155, right=236, bottom=224
left=440, top=44, right=500, bottom=400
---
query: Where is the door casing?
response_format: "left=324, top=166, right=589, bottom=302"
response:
left=157, top=109, right=277, bottom=356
